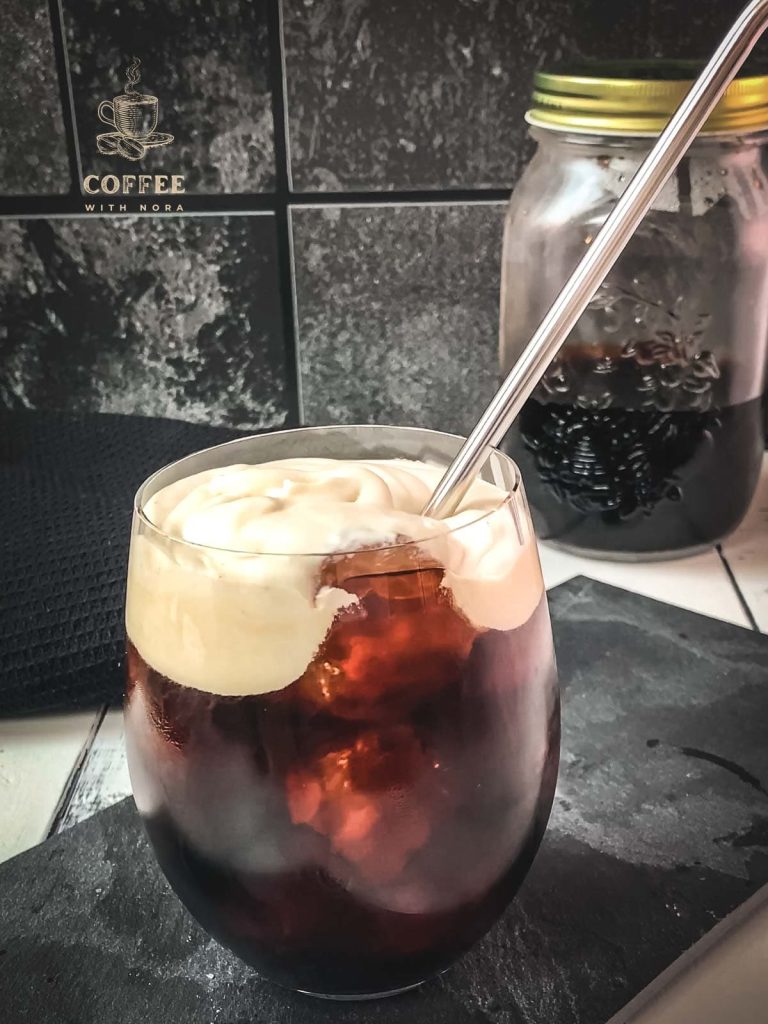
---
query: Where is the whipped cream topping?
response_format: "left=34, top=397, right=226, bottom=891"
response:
left=126, top=458, right=544, bottom=696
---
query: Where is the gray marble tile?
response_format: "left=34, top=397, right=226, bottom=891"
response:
left=63, top=0, right=274, bottom=194
left=3, top=578, right=768, bottom=1023
left=0, top=0, right=69, bottom=195
left=0, top=215, right=293, bottom=428
left=282, top=0, right=768, bottom=193
left=293, top=202, right=505, bottom=435
left=648, top=0, right=768, bottom=65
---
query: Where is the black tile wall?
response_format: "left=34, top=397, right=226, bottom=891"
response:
left=0, top=0, right=69, bottom=195
left=649, top=0, right=768, bottom=64
left=0, top=215, right=293, bottom=428
left=282, top=0, right=768, bottom=193
left=292, top=203, right=505, bottom=435
left=63, top=0, right=275, bottom=195
left=2, top=0, right=768, bottom=437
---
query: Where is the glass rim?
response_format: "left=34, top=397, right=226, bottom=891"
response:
left=133, top=424, right=523, bottom=558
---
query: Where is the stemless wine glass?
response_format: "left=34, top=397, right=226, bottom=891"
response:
left=124, top=425, right=560, bottom=1000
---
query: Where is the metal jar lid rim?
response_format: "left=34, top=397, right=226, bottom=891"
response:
left=527, top=60, right=768, bottom=136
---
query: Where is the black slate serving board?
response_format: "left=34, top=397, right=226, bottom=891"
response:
left=2, top=577, right=768, bottom=1024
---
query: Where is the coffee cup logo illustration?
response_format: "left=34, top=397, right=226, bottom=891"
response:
left=97, top=58, right=174, bottom=161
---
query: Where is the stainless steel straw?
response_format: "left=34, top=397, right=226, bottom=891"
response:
left=424, top=0, right=768, bottom=519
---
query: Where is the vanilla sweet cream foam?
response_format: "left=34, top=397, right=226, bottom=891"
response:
left=126, top=458, right=544, bottom=696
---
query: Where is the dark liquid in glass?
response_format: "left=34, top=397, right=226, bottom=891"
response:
left=126, top=555, right=559, bottom=997
left=506, top=350, right=764, bottom=556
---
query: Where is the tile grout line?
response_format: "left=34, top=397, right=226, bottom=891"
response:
left=286, top=206, right=305, bottom=423
left=0, top=208, right=277, bottom=222
left=46, top=703, right=108, bottom=838
left=46, top=0, right=83, bottom=194
left=275, top=0, right=294, bottom=193
left=266, top=0, right=301, bottom=427
left=288, top=194, right=511, bottom=208
left=716, top=544, right=761, bottom=632
left=273, top=200, right=301, bottom=426
left=0, top=191, right=513, bottom=219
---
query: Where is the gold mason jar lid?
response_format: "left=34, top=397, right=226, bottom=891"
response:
left=527, top=60, right=768, bottom=136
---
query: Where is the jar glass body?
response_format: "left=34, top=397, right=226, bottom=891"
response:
left=501, top=127, right=768, bottom=559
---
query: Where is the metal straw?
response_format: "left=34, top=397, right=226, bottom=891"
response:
left=424, top=0, right=768, bottom=519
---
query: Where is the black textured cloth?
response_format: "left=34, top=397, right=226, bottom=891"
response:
left=0, top=410, right=244, bottom=717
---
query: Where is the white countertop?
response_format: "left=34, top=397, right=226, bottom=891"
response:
left=1, top=456, right=766, bottom=867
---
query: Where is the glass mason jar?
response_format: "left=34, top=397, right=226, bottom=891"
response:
left=124, top=425, right=560, bottom=999
left=502, top=62, right=768, bottom=560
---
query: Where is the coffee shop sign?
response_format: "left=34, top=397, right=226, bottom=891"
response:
left=83, top=58, right=185, bottom=211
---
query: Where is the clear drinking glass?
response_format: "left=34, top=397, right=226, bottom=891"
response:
left=124, top=425, right=560, bottom=999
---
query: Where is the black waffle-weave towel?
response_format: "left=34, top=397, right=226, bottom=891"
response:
left=0, top=410, right=243, bottom=716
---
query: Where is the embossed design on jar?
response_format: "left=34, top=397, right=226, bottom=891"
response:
left=541, top=281, right=720, bottom=414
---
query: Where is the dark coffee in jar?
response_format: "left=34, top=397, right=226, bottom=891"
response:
left=505, top=345, right=764, bottom=557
